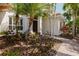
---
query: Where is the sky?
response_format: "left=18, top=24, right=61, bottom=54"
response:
left=56, top=3, right=64, bottom=13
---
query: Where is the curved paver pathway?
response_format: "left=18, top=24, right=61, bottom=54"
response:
left=53, top=36, right=79, bottom=56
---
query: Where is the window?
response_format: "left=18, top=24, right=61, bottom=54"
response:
left=9, top=17, right=13, bottom=30
left=18, top=18, right=23, bottom=30
left=9, top=16, right=16, bottom=30
left=20, top=19, right=23, bottom=30
left=9, top=17, right=12, bottom=25
left=9, top=16, right=23, bottom=31
left=9, top=26, right=12, bottom=30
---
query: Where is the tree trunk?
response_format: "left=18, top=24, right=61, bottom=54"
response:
left=15, top=14, right=19, bottom=36
left=75, top=11, right=77, bottom=36
left=26, top=16, right=34, bottom=35
left=28, top=19, right=33, bottom=32
left=72, top=11, right=77, bottom=38
left=72, top=15, right=75, bottom=38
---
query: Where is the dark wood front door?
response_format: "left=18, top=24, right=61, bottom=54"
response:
left=33, top=21, right=38, bottom=32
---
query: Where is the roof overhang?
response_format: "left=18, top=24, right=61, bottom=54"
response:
left=0, top=3, right=11, bottom=11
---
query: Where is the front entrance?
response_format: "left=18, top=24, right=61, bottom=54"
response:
left=33, top=21, right=38, bottom=33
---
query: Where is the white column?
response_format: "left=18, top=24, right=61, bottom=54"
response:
left=38, top=17, right=42, bottom=35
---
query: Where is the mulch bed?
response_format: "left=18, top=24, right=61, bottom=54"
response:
left=0, top=35, right=62, bottom=56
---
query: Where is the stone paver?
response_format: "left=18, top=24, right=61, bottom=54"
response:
left=53, top=36, right=79, bottom=56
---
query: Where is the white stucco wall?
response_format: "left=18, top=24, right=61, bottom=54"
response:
left=0, top=11, right=64, bottom=36
left=42, top=18, right=50, bottom=34
left=42, top=15, right=64, bottom=35
left=51, top=17, right=60, bottom=35
left=0, top=12, right=13, bottom=32
left=21, top=15, right=29, bottom=33
left=0, top=11, right=29, bottom=33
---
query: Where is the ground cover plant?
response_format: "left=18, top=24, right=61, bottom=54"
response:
left=0, top=32, right=62, bottom=56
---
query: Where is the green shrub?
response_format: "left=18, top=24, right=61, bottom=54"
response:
left=2, top=49, right=20, bottom=56
left=0, top=31, right=8, bottom=35
left=6, top=35, right=16, bottom=43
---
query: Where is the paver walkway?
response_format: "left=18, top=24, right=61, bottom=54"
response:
left=53, top=36, right=79, bottom=56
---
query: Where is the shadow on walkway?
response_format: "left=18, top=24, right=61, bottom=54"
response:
left=56, top=51, right=71, bottom=56
left=54, top=36, right=79, bottom=56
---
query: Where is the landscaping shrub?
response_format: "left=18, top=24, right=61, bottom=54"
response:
left=2, top=49, right=20, bottom=56
left=0, top=32, right=62, bottom=56
left=23, top=33, right=61, bottom=56
left=5, top=35, right=18, bottom=44
left=0, top=31, right=8, bottom=35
